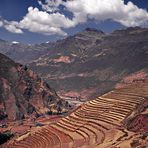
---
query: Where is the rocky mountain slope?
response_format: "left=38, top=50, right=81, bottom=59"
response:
left=0, top=53, right=70, bottom=122
left=0, top=27, right=148, bottom=100
left=29, top=27, right=148, bottom=100
left=4, top=78, right=148, bottom=148
left=0, top=40, right=55, bottom=64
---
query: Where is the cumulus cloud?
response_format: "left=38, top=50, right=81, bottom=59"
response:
left=38, top=0, right=148, bottom=27
left=0, top=18, right=23, bottom=34
left=65, top=0, right=148, bottom=27
left=0, top=21, right=3, bottom=27
left=0, top=0, right=148, bottom=35
left=18, top=7, right=75, bottom=36
left=38, top=0, right=63, bottom=12
left=4, top=21, right=23, bottom=34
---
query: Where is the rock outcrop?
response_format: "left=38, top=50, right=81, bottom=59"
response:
left=0, top=53, right=71, bottom=122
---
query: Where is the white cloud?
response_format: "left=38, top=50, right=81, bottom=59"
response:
left=0, top=0, right=148, bottom=35
left=38, top=0, right=63, bottom=12
left=4, top=21, right=23, bottom=34
left=63, top=0, right=148, bottom=27
left=18, top=7, right=75, bottom=35
left=0, top=19, right=23, bottom=34
left=0, top=21, right=3, bottom=27
left=36, top=0, right=148, bottom=31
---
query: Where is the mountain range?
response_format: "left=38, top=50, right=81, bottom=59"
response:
left=0, top=53, right=71, bottom=122
left=0, top=27, right=148, bottom=100
left=0, top=26, right=148, bottom=146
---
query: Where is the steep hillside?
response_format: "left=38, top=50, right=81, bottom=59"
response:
left=0, top=53, right=70, bottom=122
left=0, top=27, right=148, bottom=100
left=0, top=40, right=55, bottom=64
left=29, top=27, right=148, bottom=100
left=4, top=78, right=148, bottom=148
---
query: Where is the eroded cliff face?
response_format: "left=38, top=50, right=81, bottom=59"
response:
left=125, top=99, right=148, bottom=133
left=0, top=53, right=71, bottom=122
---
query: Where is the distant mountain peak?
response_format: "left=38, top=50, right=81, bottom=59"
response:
left=84, top=28, right=104, bottom=34
left=0, top=39, right=6, bottom=43
left=113, top=26, right=147, bottom=35
left=85, top=27, right=101, bottom=31
left=74, top=28, right=105, bottom=39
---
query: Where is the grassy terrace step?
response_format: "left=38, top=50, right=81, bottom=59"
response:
left=61, top=117, right=84, bottom=127
left=40, top=128, right=56, bottom=146
left=89, top=99, right=113, bottom=104
left=84, top=103, right=113, bottom=109
left=11, top=140, right=33, bottom=148
left=98, top=96, right=144, bottom=104
left=108, top=111, right=127, bottom=118
left=31, top=133, right=48, bottom=147
left=103, top=92, right=145, bottom=100
left=87, top=102, right=114, bottom=107
left=66, top=116, right=88, bottom=125
left=34, top=133, right=52, bottom=147
left=60, top=119, right=100, bottom=144
left=46, top=126, right=74, bottom=148
left=24, top=136, right=43, bottom=147
left=74, top=111, right=121, bottom=126
left=89, top=100, right=137, bottom=110
left=80, top=107, right=105, bottom=113
left=69, top=114, right=109, bottom=130
left=56, top=121, right=76, bottom=132
left=50, top=124, right=86, bottom=148
left=80, top=105, right=106, bottom=111
left=75, top=109, right=125, bottom=122
left=16, top=140, right=33, bottom=147
left=113, top=90, right=148, bottom=97
left=83, top=103, right=133, bottom=113
left=88, top=100, right=114, bottom=106
left=76, top=127, right=95, bottom=144
left=67, top=115, right=109, bottom=131
left=58, top=119, right=84, bottom=131
left=101, top=113, right=124, bottom=121
left=80, top=107, right=107, bottom=114
left=99, top=98, right=143, bottom=106
left=17, top=136, right=43, bottom=148
left=42, top=128, right=61, bottom=146
left=83, top=124, right=104, bottom=142
left=81, top=105, right=131, bottom=116
left=75, top=130, right=89, bottom=145
left=110, top=106, right=132, bottom=113
left=81, top=108, right=128, bottom=117
left=89, top=98, right=141, bottom=107
left=83, top=105, right=112, bottom=110
left=78, top=103, right=132, bottom=117
left=50, top=123, right=85, bottom=140
left=45, top=129, right=62, bottom=147
left=80, top=123, right=105, bottom=145
left=97, top=97, right=142, bottom=104
left=88, top=102, right=113, bottom=107
left=33, top=132, right=53, bottom=148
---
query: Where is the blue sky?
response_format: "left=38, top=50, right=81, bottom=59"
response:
left=0, top=0, right=148, bottom=44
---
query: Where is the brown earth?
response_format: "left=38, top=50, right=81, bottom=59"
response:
left=4, top=78, right=148, bottom=148
left=0, top=53, right=72, bottom=144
